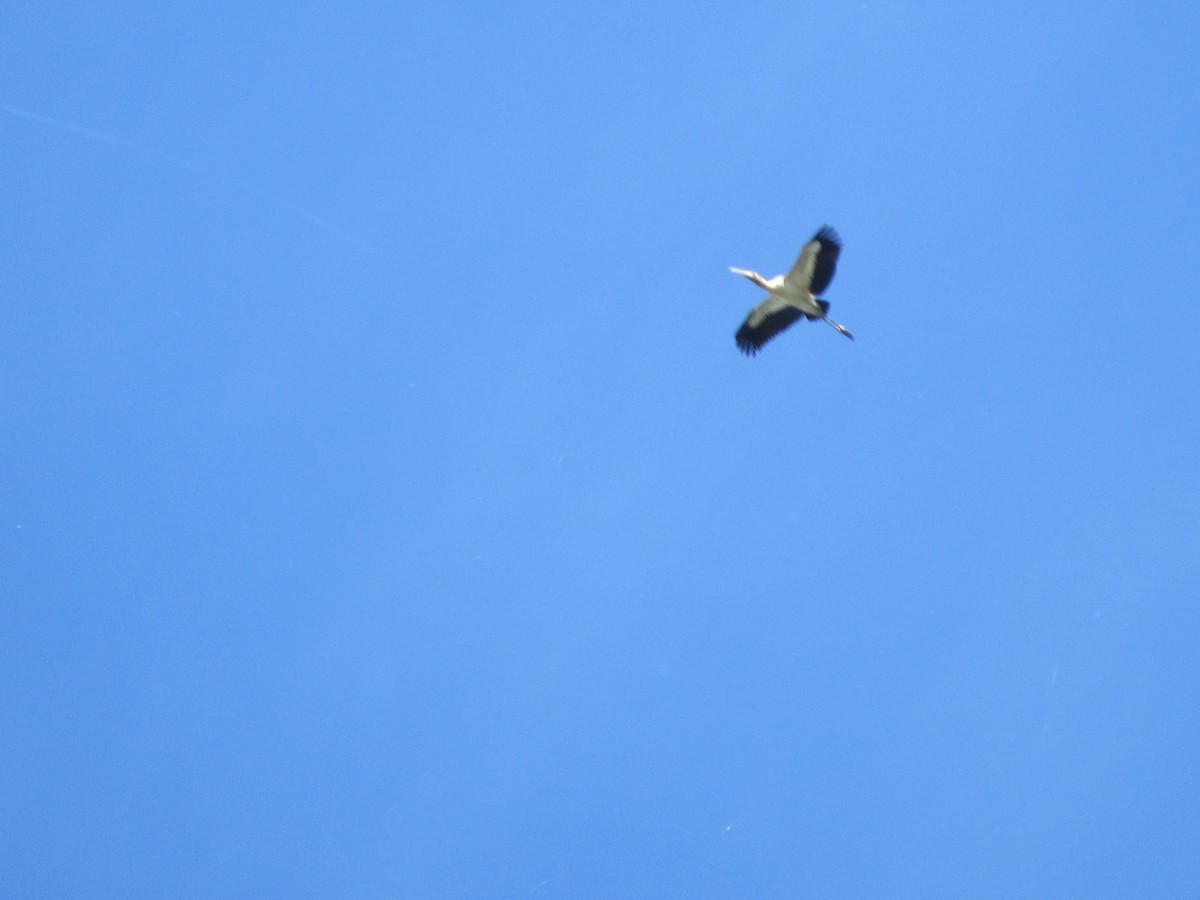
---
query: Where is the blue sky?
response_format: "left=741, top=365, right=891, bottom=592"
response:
left=4, top=2, right=1199, bottom=897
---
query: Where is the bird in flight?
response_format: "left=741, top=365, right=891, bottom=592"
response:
left=732, top=226, right=853, bottom=355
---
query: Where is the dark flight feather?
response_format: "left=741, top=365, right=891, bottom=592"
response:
left=807, top=226, right=841, bottom=296
left=735, top=304, right=803, bottom=356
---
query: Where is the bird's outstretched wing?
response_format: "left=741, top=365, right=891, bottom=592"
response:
left=785, top=226, right=841, bottom=296
left=735, top=295, right=804, bottom=356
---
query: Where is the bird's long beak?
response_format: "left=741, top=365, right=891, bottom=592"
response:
left=729, top=267, right=767, bottom=289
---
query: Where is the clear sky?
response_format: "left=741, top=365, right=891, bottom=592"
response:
left=4, top=2, right=1199, bottom=897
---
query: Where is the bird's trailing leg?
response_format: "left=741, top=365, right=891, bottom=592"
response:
left=822, top=315, right=854, bottom=340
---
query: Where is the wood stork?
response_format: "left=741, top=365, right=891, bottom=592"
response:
left=732, top=226, right=853, bottom=355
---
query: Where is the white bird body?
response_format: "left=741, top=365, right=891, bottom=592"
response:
left=732, top=226, right=853, bottom=355
left=728, top=268, right=827, bottom=318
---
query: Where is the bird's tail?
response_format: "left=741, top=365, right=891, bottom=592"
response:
left=805, top=300, right=831, bottom=320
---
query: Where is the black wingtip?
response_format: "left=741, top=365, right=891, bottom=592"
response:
left=814, top=225, right=841, bottom=248
left=734, top=330, right=762, bottom=356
